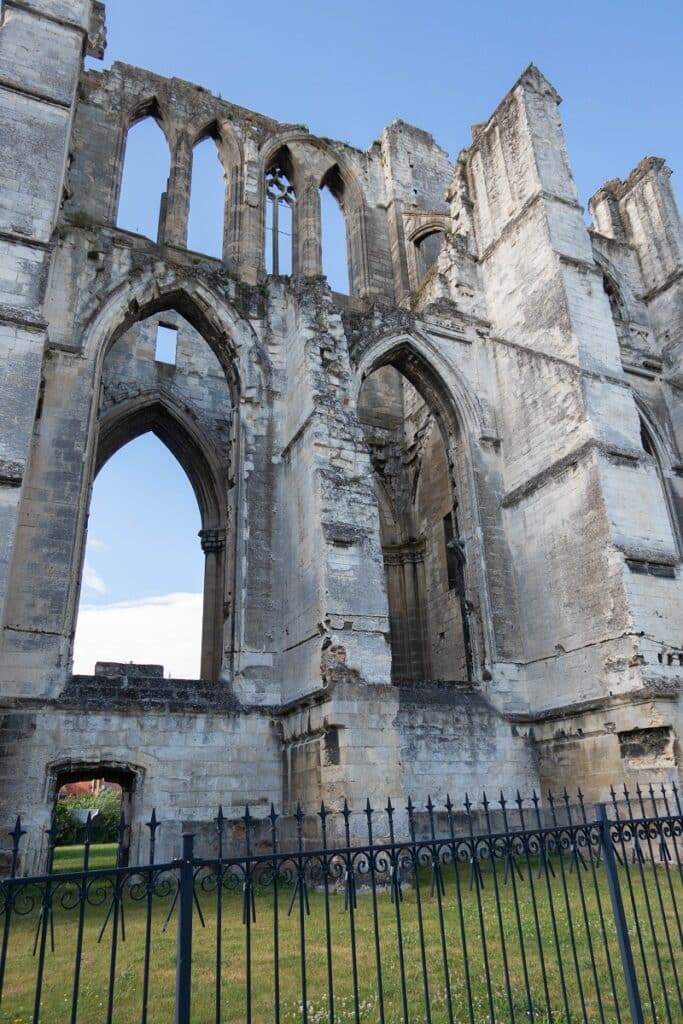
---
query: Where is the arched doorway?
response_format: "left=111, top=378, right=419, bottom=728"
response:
left=49, top=761, right=139, bottom=866
left=73, top=432, right=204, bottom=678
left=74, top=306, right=235, bottom=682
left=357, top=358, right=473, bottom=682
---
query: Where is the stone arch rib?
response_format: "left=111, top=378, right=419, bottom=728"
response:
left=354, top=331, right=486, bottom=444
left=354, top=331, right=494, bottom=680
left=96, top=393, right=225, bottom=531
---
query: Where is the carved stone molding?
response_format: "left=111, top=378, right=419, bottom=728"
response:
left=198, top=527, right=226, bottom=554
left=382, top=539, right=426, bottom=566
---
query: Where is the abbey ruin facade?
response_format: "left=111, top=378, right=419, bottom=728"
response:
left=1, top=0, right=682, bottom=857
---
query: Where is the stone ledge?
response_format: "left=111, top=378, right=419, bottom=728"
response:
left=55, top=674, right=245, bottom=714
left=506, top=679, right=682, bottom=726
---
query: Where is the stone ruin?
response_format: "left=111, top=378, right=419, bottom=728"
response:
left=0, top=0, right=681, bottom=858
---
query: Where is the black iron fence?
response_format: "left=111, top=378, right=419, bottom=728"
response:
left=0, top=783, right=682, bottom=1023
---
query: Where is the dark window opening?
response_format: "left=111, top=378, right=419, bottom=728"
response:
left=602, top=273, right=625, bottom=320
left=415, top=230, right=445, bottom=281
left=443, top=511, right=461, bottom=591
left=640, top=418, right=655, bottom=457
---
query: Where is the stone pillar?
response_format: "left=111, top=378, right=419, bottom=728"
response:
left=590, top=159, right=683, bottom=455
left=162, top=133, right=193, bottom=248
left=0, top=0, right=104, bottom=634
left=296, top=177, right=322, bottom=276
left=383, top=541, right=430, bottom=682
left=223, top=164, right=241, bottom=269
left=465, top=67, right=664, bottom=694
left=238, top=136, right=261, bottom=285
left=279, top=287, right=391, bottom=702
left=462, top=64, right=683, bottom=790
left=199, top=527, right=226, bottom=682
left=382, top=551, right=409, bottom=680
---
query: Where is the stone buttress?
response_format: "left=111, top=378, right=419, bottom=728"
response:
left=0, top=3, right=680, bottom=858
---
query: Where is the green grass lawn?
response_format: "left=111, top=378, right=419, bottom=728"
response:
left=53, top=843, right=119, bottom=873
left=0, top=851, right=680, bottom=1023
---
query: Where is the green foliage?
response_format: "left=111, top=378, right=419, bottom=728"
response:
left=54, top=789, right=122, bottom=846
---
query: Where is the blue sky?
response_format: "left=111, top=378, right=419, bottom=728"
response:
left=94, top=0, right=682, bottom=208
left=74, top=0, right=683, bottom=676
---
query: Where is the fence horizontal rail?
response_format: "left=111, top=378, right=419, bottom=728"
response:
left=0, top=783, right=681, bottom=1024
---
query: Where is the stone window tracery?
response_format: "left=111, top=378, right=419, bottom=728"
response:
left=265, top=165, right=296, bottom=275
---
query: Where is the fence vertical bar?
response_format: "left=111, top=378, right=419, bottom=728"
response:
left=175, top=832, right=195, bottom=1024
left=596, top=804, right=644, bottom=1024
left=270, top=804, right=281, bottom=1024
left=214, top=806, right=224, bottom=1024
left=141, top=809, right=159, bottom=1024
left=0, top=816, right=24, bottom=1011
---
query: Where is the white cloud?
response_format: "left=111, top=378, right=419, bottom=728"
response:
left=88, top=537, right=106, bottom=551
left=73, top=592, right=203, bottom=679
left=83, top=561, right=107, bottom=594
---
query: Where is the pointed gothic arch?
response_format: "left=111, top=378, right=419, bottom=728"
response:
left=636, top=399, right=683, bottom=557
left=80, top=271, right=268, bottom=400
left=355, top=335, right=494, bottom=681
left=258, top=133, right=370, bottom=293
left=68, top=278, right=260, bottom=685
left=116, top=98, right=171, bottom=240
left=93, top=395, right=228, bottom=680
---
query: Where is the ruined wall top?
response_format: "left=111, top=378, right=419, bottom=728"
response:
left=32, top=0, right=680, bottom=317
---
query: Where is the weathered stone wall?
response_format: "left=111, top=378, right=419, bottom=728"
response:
left=0, top=671, right=280, bottom=866
left=0, top=0, right=681, bottom=847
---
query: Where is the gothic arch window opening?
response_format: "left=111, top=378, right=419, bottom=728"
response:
left=357, top=361, right=473, bottom=684
left=72, top=431, right=205, bottom=679
left=73, top=306, right=235, bottom=683
left=639, top=411, right=683, bottom=558
left=265, top=162, right=296, bottom=275
left=414, top=229, right=445, bottom=283
left=187, top=131, right=226, bottom=258
left=116, top=106, right=170, bottom=240
left=602, top=271, right=626, bottom=321
left=320, top=165, right=350, bottom=294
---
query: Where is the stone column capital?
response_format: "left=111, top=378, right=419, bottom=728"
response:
left=199, top=527, right=226, bottom=554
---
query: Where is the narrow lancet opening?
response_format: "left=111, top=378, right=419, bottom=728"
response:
left=414, top=230, right=445, bottom=283
left=265, top=151, right=296, bottom=275
left=320, top=166, right=349, bottom=294
left=117, top=112, right=170, bottom=240
left=187, top=134, right=225, bottom=257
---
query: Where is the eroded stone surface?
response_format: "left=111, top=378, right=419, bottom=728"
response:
left=0, top=3, right=681, bottom=854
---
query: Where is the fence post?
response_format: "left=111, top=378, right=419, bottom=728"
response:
left=596, top=803, right=644, bottom=1024
left=175, top=832, right=195, bottom=1024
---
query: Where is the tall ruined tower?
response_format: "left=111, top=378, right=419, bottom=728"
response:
left=0, top=1, right=681, bottom=858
